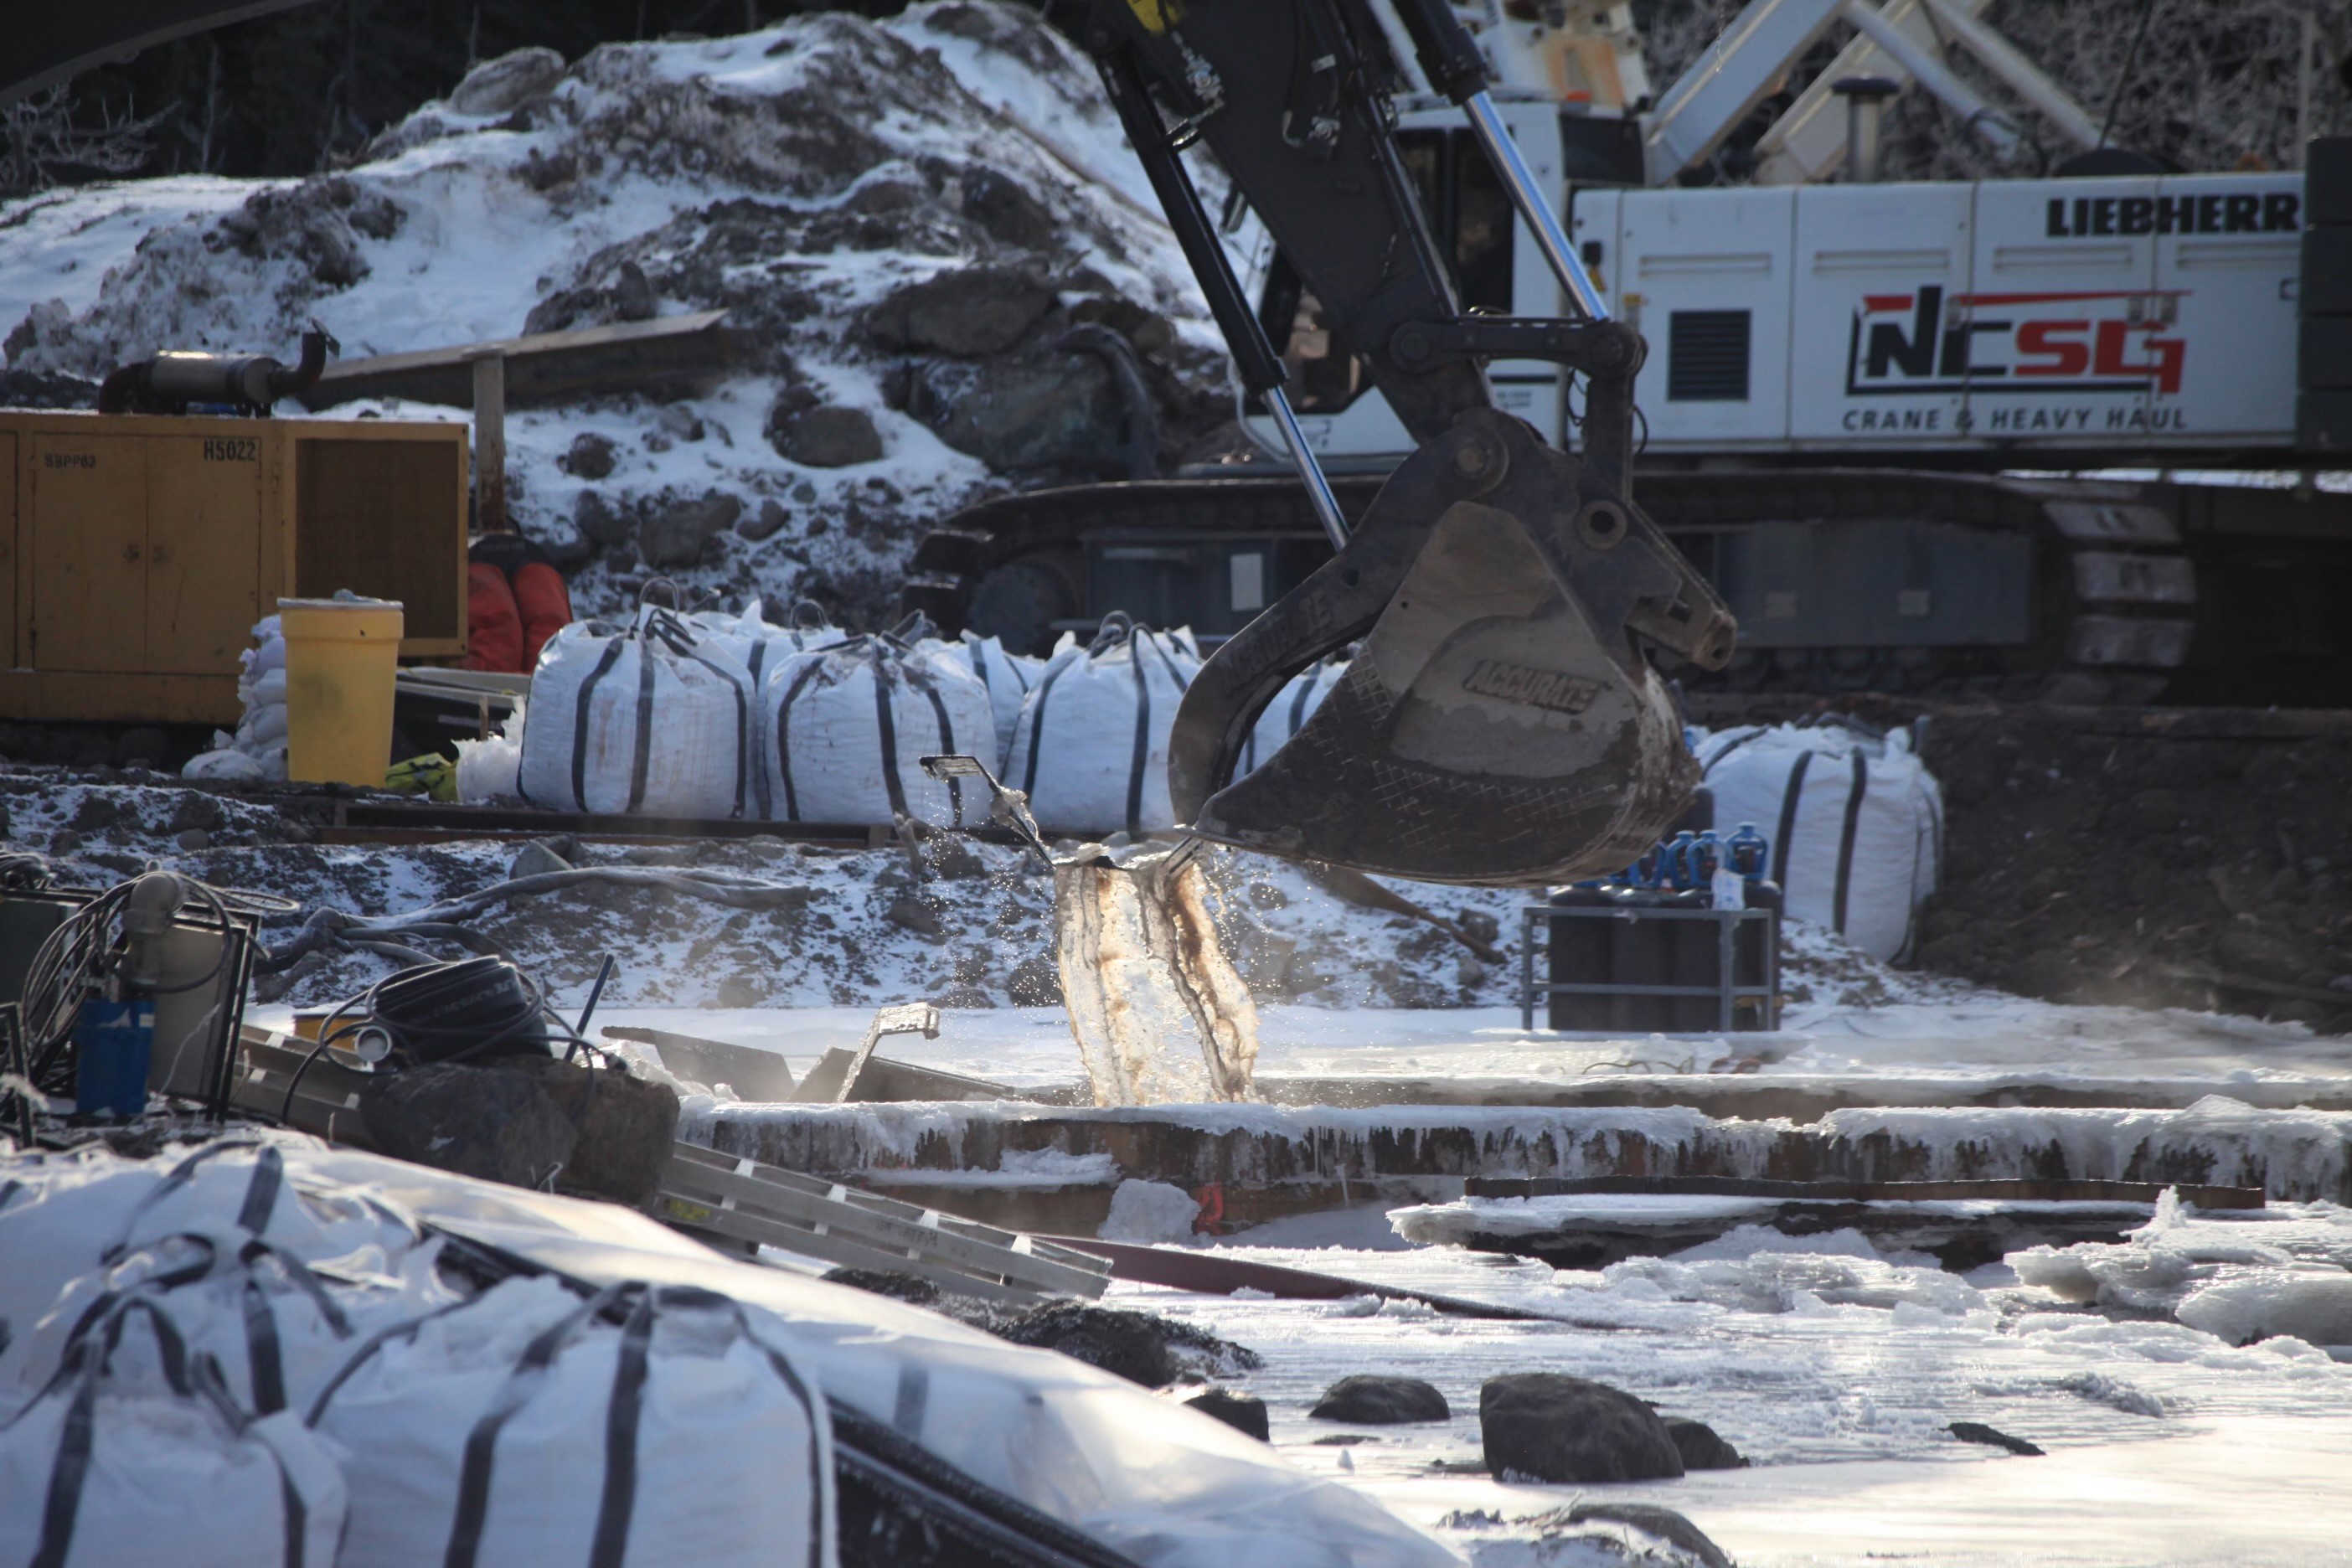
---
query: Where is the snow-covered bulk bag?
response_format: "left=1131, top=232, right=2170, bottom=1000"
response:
left=1234, top=655, right=1347, bottom=776
left=1006, top=616, right=1202, bottom=836
left=921, top=630, right=1044, bottom=771
left=519, top=607, right=757, bottom=818
left=0, top=1141, right=420, bottom=1393
left=761, top=634, right=995, bottom=828
left=0, top=1296, right=348, bottom=1568
left=689, top=598, right=838, bottom=689
left=1695, top=718, right=1943, bottom=961
left=312, top=1277, right=833, bottom=1568
left=186, top=616, right=292, bottom=781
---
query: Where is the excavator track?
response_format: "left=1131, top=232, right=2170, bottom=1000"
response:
left=901, top=467, right=2209, bottom=705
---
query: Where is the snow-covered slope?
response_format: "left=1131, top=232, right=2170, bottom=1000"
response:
left=0, top=3, right=1221, bottom=627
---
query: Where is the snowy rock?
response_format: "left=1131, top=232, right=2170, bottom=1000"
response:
left=885, top=894, right=943, bottom=936
left=1664, top=1417, right=1746, bottom=1470
left=1183, top=1388, right=1270, bottom=1442
left=867, top=265, right=1055, bottom=356
left=1948, top=1421, right=2044, bottom=1457
left=988, top=1302, right=1256, bottom=1388
left=574, top=490, right=632, bottom=549
left=908, top=348, right=1126, bottom=471
left=1311, top=1375, right=1451, bottom=1426
left=961, top=166, right=1056, bottom=249
left=508, top=839, right=573, bottom=879
left=1007, top=953, right=1061, bottom=1003
left=447, top=46, right=567, bottom=117
left=780, top=405, right=884, bottom=467
left=639, top=490, right=740, bottom=567
left=1479, top=1374, right=1684, bottom=1484
left=1098, top=1179, right=1201, bottom=1244
left=498, top=1055, right=680, bottom=1207
left=560, top=431, right=617, bottom=479
left=1565, top=1504, right=1735, bottom=1568
left=737, top=498, right=789, bottom=540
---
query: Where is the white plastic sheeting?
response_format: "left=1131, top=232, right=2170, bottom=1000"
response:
left=761, top=635, right=998, bottom=828
left=0, top=1137, right=1462, bottom=1568
left=1694, top=719, right=1944, bottom=961
left=1008, top=618, right=1203, bottom=836
left=455, top=697, right=528, bottom=804
left=518, top=608, right=759, bottom=818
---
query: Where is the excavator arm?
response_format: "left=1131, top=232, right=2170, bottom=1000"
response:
left=1076, top=0, right=1736, bottom=886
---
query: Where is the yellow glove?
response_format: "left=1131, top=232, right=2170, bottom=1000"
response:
left=384, top=753, right=457, bottom=802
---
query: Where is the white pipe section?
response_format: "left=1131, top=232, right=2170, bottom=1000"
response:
left=1263, top=386, right=1352, bottom=549
left=1835, top=0, right=2019, bottom=153
left=1917, top=0, right=2100, bottom=150
left=1464, top=90, right=1612, bottom=322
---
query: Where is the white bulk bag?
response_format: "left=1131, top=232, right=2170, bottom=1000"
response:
left=314, top=1277, right=833, bottom=1568
left=0, top=1297, right=347, bottom=1568
left=1696, top=719, right=1944, bottom=960
left=1234, top=656, right=1346, bottom=776
left=519, top=608, right=758, bottom=818
left=1006, top=616, right=1202, bottom=836
left=921, top=631, right=1044, bottom=772
left=761, top=635, right=995, bottom=828
left=0, top=1141, right=420, bottom=1399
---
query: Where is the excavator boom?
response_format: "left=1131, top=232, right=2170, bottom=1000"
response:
left=1077, top=0, right=1735, bottom=885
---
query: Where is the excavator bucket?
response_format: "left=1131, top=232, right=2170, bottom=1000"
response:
left=1168, top=410, right=1736, bottom=887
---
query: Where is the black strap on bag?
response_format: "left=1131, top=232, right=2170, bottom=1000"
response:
left=557, top=638, right=631, bottom=812
left=104, top=1142, right=280, bottom=1264
left=771, top=658, right=829, bottom=823
left=1019, top=650, right=1079, bottom=801
left=17, top=1295, right=312, bottom=1568
left=1832, top=750, right=1869, bottom=937
left=1771, top=750, right=1812, bottom=889
left=869, top=654, right=910, bottom=822
left=900, top=660, right=965, bottom=828
left=443, top=1282, right=628, bottom=1568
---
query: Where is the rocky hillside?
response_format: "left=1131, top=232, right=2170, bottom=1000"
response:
left=0, top=2, right=1228, bottom=629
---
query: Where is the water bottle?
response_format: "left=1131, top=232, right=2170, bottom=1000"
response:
left=1727, top=821, right=1769, bottom=881
left=1665, top=830, right=1699, bottom=890
left=1689, top=829, right=1725, bottom=885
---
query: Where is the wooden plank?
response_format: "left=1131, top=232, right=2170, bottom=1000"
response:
left=299, top=312, right=735, bottom=411
left=332, top=800, right=900, bottom=845
left=0, top=431, right=16, bottom=669
left=658, top=1194, right=1043, bottom=1306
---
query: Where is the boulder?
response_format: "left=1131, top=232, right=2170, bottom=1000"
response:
left=1184, top=1389, right=1270, bottom=1442
left=560, top=431, right=616, bottom=479
left=574, top=489, right=632, bottom=549
left=906, top=351, right=1123, bottom=472
left=1007, top=954, right=1061, bottom=1004
left=449, top=46, right=566, bottom=116
left=1948, top=1421, right=2044, bottom=1457
left=782, top=405, right=884, bottom=467
left=1311, top=1375, right=1451, bottom=1426
left=639, top=490, right=740, bottom=568
left=867, top=266, right=1054, bottom=356
left=499, top=1054, right=680, bottom=1208
left=822, top=1268, right=943, bottom=1306
left=509, top=838, right=573, bottom=879
left=1665, top=1417, right=1746, bottom=1470
left=988, top=1302, right=1258, bottom=1388
left=1478, top=1374, right=1684, bottom=1484
left=358, top=1060, right=578, bottom=1190
left=960, top=167, right=1054, bottom=250
left=737, top=498, right=789, bottom=541
left=1564, top=1505, right=1734, bottom=1568
left=886, top=895, right=943, bottom=936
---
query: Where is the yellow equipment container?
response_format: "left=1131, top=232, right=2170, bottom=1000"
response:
left=281, top=597, right=404, bottom=785
left=0, top=410, right=468, bottom=725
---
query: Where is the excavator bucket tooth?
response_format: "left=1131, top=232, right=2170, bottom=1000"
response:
left=1168, top=410, right=1731, bottom=887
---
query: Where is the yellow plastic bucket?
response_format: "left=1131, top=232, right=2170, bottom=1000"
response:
left=280, top=596, right=405, bottom=786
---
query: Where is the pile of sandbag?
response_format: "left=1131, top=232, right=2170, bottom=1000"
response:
left=1008, top=616, right=1204, bottom=837
left=181, top=616, right=291, bottom=783
left=518, top=606, right=759, bottom=818
left=0, top=1138, right=833, bottom=1568
left=1694, top=716, right=1945, bottom=961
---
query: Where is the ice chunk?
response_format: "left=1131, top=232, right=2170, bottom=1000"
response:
left=2176, top=1271, right=2352, bottom=1348
left=1101, top=1179, right=1203, bottom=1244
